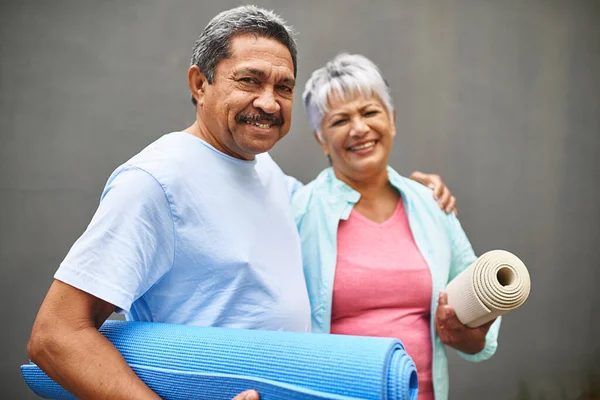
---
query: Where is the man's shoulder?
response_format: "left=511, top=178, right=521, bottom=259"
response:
left=255, top=153, right=299, bottom=195
left=121, top=132, right=215, bottom=180
left=126, top=132, right=187, bottom=166
left=101, top=133, right=195, bottom=197
left=255, top=152, right=285, bottom=176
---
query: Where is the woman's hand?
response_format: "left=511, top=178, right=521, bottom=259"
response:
left=408, top=171, right=457, bottom=215
left=435, top=291, right=494, bottom=354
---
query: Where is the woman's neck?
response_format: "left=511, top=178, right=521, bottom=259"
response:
left=334, top=167, right=400, bottom=223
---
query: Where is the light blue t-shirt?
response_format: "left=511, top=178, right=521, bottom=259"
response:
left=55, top=132, right=311, bottom=332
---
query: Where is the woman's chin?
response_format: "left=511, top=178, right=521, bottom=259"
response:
left=355, top=150, right=386, bottom=165
left=345, top=158, right=387, bottom=179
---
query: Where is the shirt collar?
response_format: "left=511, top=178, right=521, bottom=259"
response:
left=319, top=168, right=361, bottom=204
left=319, top=166, right=409, bottom=202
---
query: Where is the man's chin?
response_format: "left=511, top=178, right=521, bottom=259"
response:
left=230, top=142, right=272, bottom=160
left=236, top=134, right=282, bottom=156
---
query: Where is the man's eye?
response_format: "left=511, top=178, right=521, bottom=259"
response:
left=239, top=77, right=258, bottom=84
left=277, top=85, right=293, bottom=93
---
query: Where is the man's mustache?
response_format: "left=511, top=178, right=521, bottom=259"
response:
left=235, top=112, right=283, bottom=126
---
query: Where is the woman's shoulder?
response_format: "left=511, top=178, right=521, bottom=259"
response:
left=388, top=168, right=451, bottom=223
left=388, top=168, right=436, bottom=202
left=291, top=169, right=333, bottom=220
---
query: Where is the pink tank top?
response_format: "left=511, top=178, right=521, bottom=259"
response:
left=331, top=199, right=434, bottom=399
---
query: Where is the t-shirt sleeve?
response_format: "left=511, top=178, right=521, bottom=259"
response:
left=54, top=166, right=175, bottom=313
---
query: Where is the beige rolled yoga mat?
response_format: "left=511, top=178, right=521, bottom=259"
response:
left=445, top=250, right=531, bottom=328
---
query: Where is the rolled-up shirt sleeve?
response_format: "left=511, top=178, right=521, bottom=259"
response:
left=447, top=213, right=501, bottom=362
left=54, top=166, right=175, bottom=313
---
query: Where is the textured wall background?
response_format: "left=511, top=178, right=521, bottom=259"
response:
left=1, top=1, right=598, bottom=398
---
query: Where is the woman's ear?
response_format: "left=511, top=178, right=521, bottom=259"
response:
left=188, top=65, right=208, bottom=106
left=391, top=108, right=397, bottom=138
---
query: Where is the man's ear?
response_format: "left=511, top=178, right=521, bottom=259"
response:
left=188, top=65, right=208, bottom=106
left=313, top=131, right=329, bottom=155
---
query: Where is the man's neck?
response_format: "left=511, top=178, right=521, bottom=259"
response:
left=183, top=119, right=255, bottom=161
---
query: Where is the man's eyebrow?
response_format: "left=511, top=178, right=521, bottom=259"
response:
left=234, top=67, right=265, bottom=78
left=234, top=67, right=295, bottom=86
left=280, top=77, right=295, bottom=87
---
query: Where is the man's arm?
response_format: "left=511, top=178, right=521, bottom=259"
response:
left=27, top=281, right=259, bottom=400
left=26, top=167, right=173, bottom=399
left=287, top=170, right=458, bottom=214
left=27, top=280, right=162, bottom=400
left=27, top=167, right=258, bottom=400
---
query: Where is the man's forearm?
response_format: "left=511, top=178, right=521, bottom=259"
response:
left=29, top=325, right=160, bottom=400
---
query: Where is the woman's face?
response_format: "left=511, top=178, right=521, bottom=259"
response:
left=317, top=91, right=396, bottom=182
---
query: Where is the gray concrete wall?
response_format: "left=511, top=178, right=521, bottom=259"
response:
left=1, top=1, right=598, bottom=399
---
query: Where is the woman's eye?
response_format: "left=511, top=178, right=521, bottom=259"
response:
left=331, top=119, right=347, bottom=127
left=364, top=110, right=379, bottom=117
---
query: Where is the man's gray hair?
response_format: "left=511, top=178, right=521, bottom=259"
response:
left=303, top=53, right=394, bottom=139
left=190, top=5, right=297, bottom=105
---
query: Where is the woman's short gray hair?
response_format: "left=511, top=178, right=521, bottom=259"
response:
left=190, top=5, right=297, bottom=105
left=302, top=54, right=394, bottom=138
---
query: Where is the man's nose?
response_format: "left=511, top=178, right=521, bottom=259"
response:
left=253, top=88, right=280, bottom=115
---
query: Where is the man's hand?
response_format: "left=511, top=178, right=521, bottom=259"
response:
left=232, top=390, right=259, bottom=400
left=408, top=171, right=457, bottom=215
left=435, top=291, right=494, bottom=354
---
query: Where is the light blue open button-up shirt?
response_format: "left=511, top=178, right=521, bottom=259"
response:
left=291, top=166, right=501, bottom=400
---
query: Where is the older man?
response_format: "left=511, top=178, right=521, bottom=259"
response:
left=27, top=5, right=455, bottom=400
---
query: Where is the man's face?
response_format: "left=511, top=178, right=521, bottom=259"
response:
left=198, top=34, right=295, bottom=160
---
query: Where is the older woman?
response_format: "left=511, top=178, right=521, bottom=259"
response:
left=293, top=54, right=501, bottom=400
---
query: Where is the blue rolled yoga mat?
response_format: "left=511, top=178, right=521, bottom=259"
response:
left=21, top=320, right=418, bottom=400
